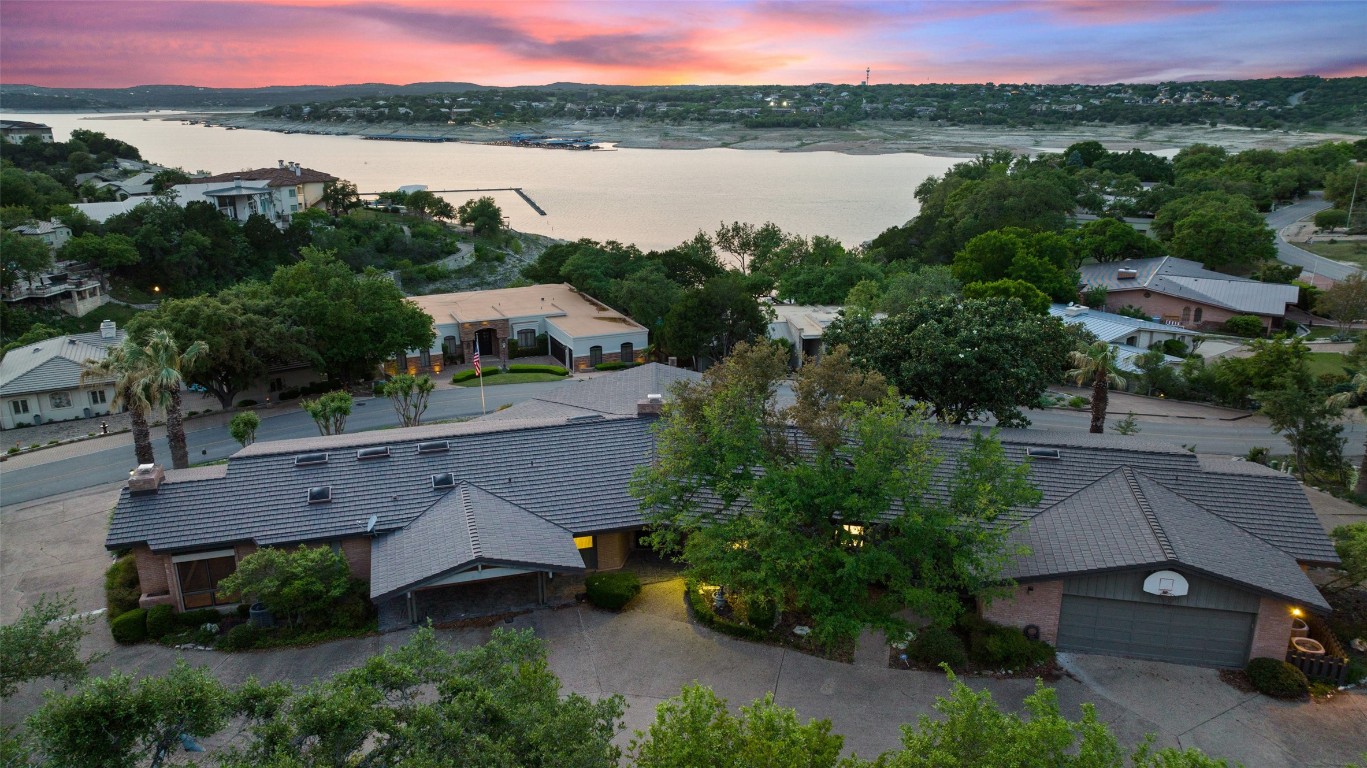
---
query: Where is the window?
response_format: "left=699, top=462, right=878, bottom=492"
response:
left=431, top=472, right=456, bottom=489
left=620, top=342, right=633, bottom=363
left=50, top=392, right=71, bottom=409
left=589, top=346, right=603, bottom=366
left=517, top=329, right=536, bottom=348
left=419, top=349, right=431, bottom=368
left=357, top=446, right=390, bottom=460
left=176, top=555, right=237, bottom=609
left=288, top=188, right=297, bottom=198
left=1181, top=307, right=1191, bottom=323
left=11, top=400, right=29, bottom=415
left=417, top=440, right=450, bottom=454
left=1194, top=308, right=1203, bottom=323
left=308, top=486, right=332, bottom=503
left=90, top=390, right=107, bottom=405
left=575, top=535, right=597, bottom=569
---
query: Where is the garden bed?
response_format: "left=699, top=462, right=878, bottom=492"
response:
left=886, top=613, right=1062, bottom=680
left=683, top=580, right=855, bottom=663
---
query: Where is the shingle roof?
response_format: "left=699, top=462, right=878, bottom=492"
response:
left=370, top=482, right=584, bottom=599
left=477, top=364, right=699, bottom=422
left=1005, top=467, right=1329, bottom=610
left=193, top=167, right=338, bottom=187
left=1078, top=257, right=1298, bottom=316
left=0, top=331, right=125, bottom=397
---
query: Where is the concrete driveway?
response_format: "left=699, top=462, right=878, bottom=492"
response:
left=3, top=487, right=1365, bottom=765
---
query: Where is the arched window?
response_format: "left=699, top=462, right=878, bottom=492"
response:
left=620, top=342, right=634, bottom=363
left=589, top=346, right=603, bottom=366
left=1181, top=307, right=1191, bottom=323
left=1193, top=307, right=1203, bottom=323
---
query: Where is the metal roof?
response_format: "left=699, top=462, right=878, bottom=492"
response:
left=1048, top=304, right=1189, bottom=343
left=0, top=330, right=125, bottom=397
left=1078, top=257, right=1298, bottom=317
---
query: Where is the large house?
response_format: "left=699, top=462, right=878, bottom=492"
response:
left=9, top=219, right=72, bottom=252
left=171, top=162, right=338, bottom=228
left=1079, top=257, right=1299, bottom=332
left=408, top=284, right=649, bottom=373
left=105, top=363, right=1339, bottom=669
left=1, top=258, right=109, bottom=318
left=1048, top=303, right=1193, bottom=374
left=0, top=120, right=53, bottom=144
left=0, top=320, right=124, bottom=430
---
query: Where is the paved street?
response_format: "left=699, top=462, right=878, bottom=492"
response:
left=1266, top=194, right=1359, bottom=281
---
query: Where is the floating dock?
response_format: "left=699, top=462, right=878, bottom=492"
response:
left=360, top=187, right=548, bottom=216
left=363, top=134, right=451, bottom=143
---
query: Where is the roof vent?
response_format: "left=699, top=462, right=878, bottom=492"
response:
left=1025, top=447, right=1061, bottom=459
left=431, top=472, right=456, bottom=490
left=1117, top=268, right=1138, bottom=280
left=416, top=440, right=450, bottom=454
left=357, top=446, right=390, bottom=460
left=568, top=414, right=604, bottom=423
left=307, top=486, right=332, bottom=504
left=295, top=453, right=328, bottom=466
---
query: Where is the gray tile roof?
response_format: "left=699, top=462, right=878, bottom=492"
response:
left=1006, top=467, right=1329, bottom=610
left=369, top=481, right=584, bottom=599
left=1079, top=257, right=1298, bottom=316
left=0, top=330, right=125, bottom=397
left=477, top=363, right=700, bottom=422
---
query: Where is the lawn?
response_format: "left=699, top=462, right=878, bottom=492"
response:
left=1306, top=351, right=1353, bottom=379
left=453, top=372, right=567, bottom=387
left=1297, top=240, right=1367, bottom=270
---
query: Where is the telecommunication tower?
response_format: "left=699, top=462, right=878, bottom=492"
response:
left=863, top=67, right=871, bottom=86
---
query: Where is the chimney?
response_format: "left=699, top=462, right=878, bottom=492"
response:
left=278, top=159, right=286, bottom=168
left=637, top=394, right=664, bottom=418
left=128, top=463, right=165, bottom=495
left=99, top=319, right=116, bottom=339
left=292, top=163, right=302, bottom=176
left=1117, top=268, right=1138, bottom=280
left=667, top=356, right=677, bottom=367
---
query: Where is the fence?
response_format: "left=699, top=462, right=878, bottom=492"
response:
left=1285, top=613, right=1352, bottom=685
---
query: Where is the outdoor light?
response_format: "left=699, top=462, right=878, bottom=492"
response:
left=1291, top=607, right=1303, bottom=617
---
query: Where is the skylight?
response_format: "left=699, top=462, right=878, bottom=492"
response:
left=357, top=446, right=391, bottom=460
left=295, top=453, right=328, bottom=466
left=1026, top=447, right=1061, bottom=459
left=307, top=486, right=332, bottom=503
left=416, top=440, right=450, bottom=454
left=431, top=472, right=456, bottom=490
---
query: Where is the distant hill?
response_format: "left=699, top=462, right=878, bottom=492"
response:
left=0, top=82, right=492, bottom=110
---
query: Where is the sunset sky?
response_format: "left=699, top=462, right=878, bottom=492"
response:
left=1, top=0, right=1363, bottom=89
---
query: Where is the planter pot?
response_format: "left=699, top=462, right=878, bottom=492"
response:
left=248, top=602, right=275, bottom=628
left=1290, top=618, right=1309, bottom=639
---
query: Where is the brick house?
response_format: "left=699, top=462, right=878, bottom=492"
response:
left=1079, top=257, right=1299, bottom=332
left=104, top=366, right=1337, bottom=666
left=408, top=284, right=649, bottom=373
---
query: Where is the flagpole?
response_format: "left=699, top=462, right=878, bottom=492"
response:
left=479, top=370, right=486, bottom=415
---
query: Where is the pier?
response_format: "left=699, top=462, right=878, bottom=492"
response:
left=360, top=187, right=547, bottom=216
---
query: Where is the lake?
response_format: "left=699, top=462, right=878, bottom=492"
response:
left=9, top=112, right=958, bottom=251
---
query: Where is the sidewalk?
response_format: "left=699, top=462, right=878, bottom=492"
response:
left=1052, top=386, right=1255, bottom=421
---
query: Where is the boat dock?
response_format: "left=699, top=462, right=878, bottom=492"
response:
left=363, top=134, right=451, bottom=143
left=360, top=187, right=547, bottom=216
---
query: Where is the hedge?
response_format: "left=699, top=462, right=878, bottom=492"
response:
left=585, top=572, right=641, bottom=610
left=1246, top=657, right=1309, bottom=698
left=910, top=625, right=967, bottom=669
left=451, top=368, right=503, bottom=384
left=145, top=605, right=176, bottom=640
left=104, top=554, right=140, bottom=621
left=111, top=608, right=148, bottom=644
left=507, top=364, right=568, bottom=376
left=178, top=608, right=223, bottom=630
left=594, top=361, right=635, bottom=371
left=684, top=580, right=769, bottom=641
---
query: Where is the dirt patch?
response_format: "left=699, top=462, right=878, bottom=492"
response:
left=1219, top=668, right=1259, bottom=694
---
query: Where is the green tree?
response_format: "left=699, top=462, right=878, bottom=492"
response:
left=1067, top=342, right=1126, bottom=434
left=1327, top=372, right=1367, bottom=496
left=1152, top=192, right=1275, bottom=273
left=26, top=660, right=240, bottom=768
left=320, top=180, right=361, bottom=216
left=406, top=190, right=456, bottom=220
left=58, top=233, right=141, bottom=270
left=216, top=545, right=353, bottom=628
left=229, top=411, right=261, bottom=448
left=135, top=329, right=207, bottom=470
left=714, top=221, right=792, bottom=275
left=963, top=279, right=1051, bottom=314
left=269, top=248, right=434, bottom=384
left=1, top=323, right=63, bottom=357
left=613, top=263, right=685, bottom=338
left=1258, top=377, right=1347, bottom=486
left=148, top=169, right=192, bottom=194
left=0, top=230, right=54, bottom=291
left=0, top=594, right=98, bottom=699
left=634, top=343, right=1038, bottom=644
left=880, top=266, right=961, bottom=315
left=457, top=195, right=504, bottom=236
left=1073, top=217, right=1165, bottom=263
left=383, top=373, right=435, bottom=427
left=826, top=297, right=1073, bottom=427
left=1320, top=523, right=1367, bottom=594
left=301, top=390, right=353, bottom=436
left=661, top=272, right=769, bottom=366
left=629, top=684, right=846, bottom=768
left=952, top=229, right=1079, bottom=303
left=1112, top=412, right=1142, bottom=436
left=1314, top=208, right=1349, bottom=231
left=1315, top=273, right=1367, bottom=330
left=81, top=338, right=158, bottom=466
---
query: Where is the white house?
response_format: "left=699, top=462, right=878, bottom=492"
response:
left=9, top=219, right=72, bottom=252
left=0, top=120, right=52, bottom=144
left=408, top=284, right=650, bottom=373
left=172, top=162, right=338, bottom=229
left=767, top=305, right=847, bottom=367
left=1049, top=303, right=1191, bottom=375
left=0, top=320, right=124, bottom=430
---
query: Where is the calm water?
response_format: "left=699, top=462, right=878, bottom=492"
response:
left=9, top=112, right=956, bottom=251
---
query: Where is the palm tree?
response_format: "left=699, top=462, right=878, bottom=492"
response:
left=82, top=340, right=157, bottom=467
left=140, top=330, right=208, bottom=470
left=1327, top=372, right=1367, bottom=496
left=1067, top=342, right=1126, bottom=434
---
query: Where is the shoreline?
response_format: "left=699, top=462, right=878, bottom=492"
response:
left=74, top=110, right=1365, bottom=159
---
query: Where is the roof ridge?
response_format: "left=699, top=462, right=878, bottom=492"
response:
left=1124, top=467, right=1175, bottom=561
left=465, top=482, right=577, bottom=535
left=459, top=483, right=482, bottom=559
left=1007, top=465, right=1129, bottom=530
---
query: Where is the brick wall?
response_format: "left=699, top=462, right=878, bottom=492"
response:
left=1105, top=289, right=1274, bottom=332
left=234, top=542, right=257, bottom=561
left=595, top=531, right=631, bottom=570
left=460, top=319, right=512, bottom=365
left=340, top=537, right=372, bottom=580
left=132, top=544, right=171, bottom=596
left=572, top=350, right=622, bottom=371
left=1249, top=597, right=1294, bottom=661
left=980, top=581, right=1063, bottom=643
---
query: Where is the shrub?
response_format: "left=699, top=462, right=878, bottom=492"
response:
left=594, top=361, right=633, bottom=371
left=684, top=580, right=769, bottom=641
left=110, top=608, right=147, bottom=644
left=104, top=554, right=141, bottom=621
left=1245, top=657, right=1309, bottom=698
left=745, top=598, right=777, bottom=629
left=1161, top=339, right=1189, bottom=357
left=6, top=447, right=18, bottom=455
left=279, top=388, right=300, bottom=400
left=585, top=571, right=641, bottom=610
left=144, top=605, right=176, bottom=640
left=178, top=608, right=222, bottom=630
left=215, top=545, right=354, bottom=629
left=452, top=368, right=502, bottom=384
left=506, top=363, right=568, bottom=376
left=1223, top=315, right=1265, bottom=337
left=218, top=622, right=265, bottom=651
left=1344, top=658, right=1366, bottom=685
left=910, top=625, right=967, bottom=669
left=1066, top=395, right=1090, bottom=409
left=968, top=624, right=1056, bottom=669
left=235, top=399, right=258, bottom=408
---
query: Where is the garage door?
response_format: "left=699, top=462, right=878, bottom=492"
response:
left=1057, top=595, right=1255, bottom=667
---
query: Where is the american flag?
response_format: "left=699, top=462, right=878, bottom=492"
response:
left=472, top=348, right=482, bottom=377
